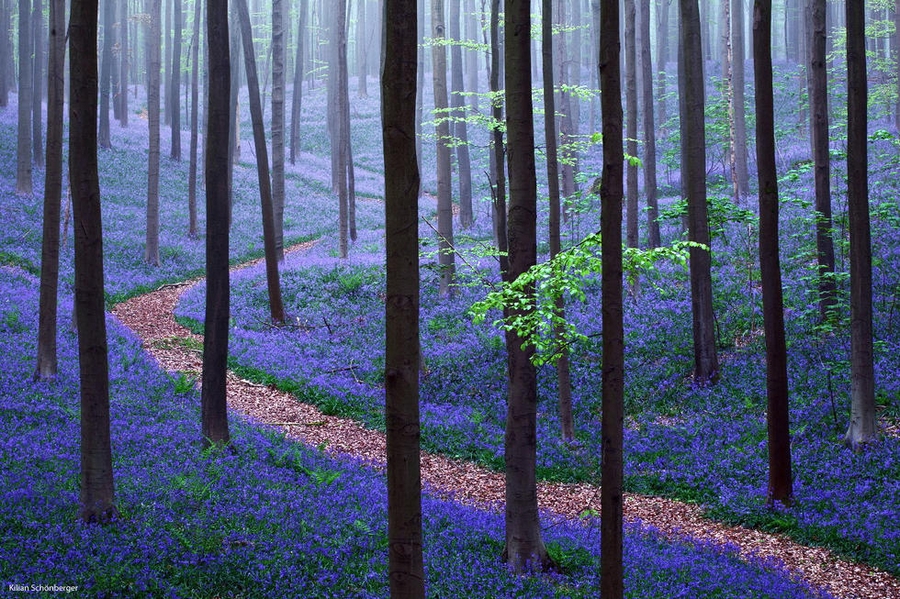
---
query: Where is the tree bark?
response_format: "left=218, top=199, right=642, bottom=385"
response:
left=433, top=0, right=456, bottom=296
left=71, top=0, right=118, bottom=523
left=118, top=0, right=129, bottom=126
left=16, top=0, right=33, bottom=196
left=34, top=0, right=65, bottom=381
left=450, top=0, right=474, bottom=228
left=415, top=0, right=424, bottom=195
left=201, top=0, right=232, bottom=449
left=624, top=0, right=638, bottom=247
left=336, top=0, right=351, bottom=257
left=170, top=0, right=182, bottom=159
left=489, top=0, right=508, bottom=277
left=290, top=0, right=307, bottom=164
left=680, top=0, right=719, bottom=383
left=383, top=0, right=426, bottom=593
left=31, top=0, right=44, bottom=166
left=145, top=0, right=162, bottom=266
left=656, top=0, right=670, bottom=132
left=357, top=0, right=368, bottom=97
left=236, top=0, right=286, bottom=323
left=188, top=0, right=202, bottom=237
left=753, top=0, right=793, bottom=507
left=503, top=0, right=552, bottom=572
left=844, top=0, right=876, bottom=450
left=640, top=0, right=660, bottom=247
left=0, top=0, right=9, bottom=107
left=99, top=0, right=113, bottom=148
left=272, top=0, right=285, bottom=259
left=599, top=0, right=625, bottom=593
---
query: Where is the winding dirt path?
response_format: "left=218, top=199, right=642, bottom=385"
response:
left=111, top=242, right=899, bottom=599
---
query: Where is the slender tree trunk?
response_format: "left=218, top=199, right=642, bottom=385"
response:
left=71, top=0, right=118, bottom=523
left=170, top=0, right=182, bottom=159
left=731, top=0, right=748, bottom=195
left=554, top=0, right=575, bottom=210
left=640, top=0, right=659, bottom=247
left=290, top=0, right=307, bottom=163
left=680, top=0, right=719, bottom=383
left=844, top=0, right=876, bottom=450
left=753, top=0, right=792, bottom=507
left=451, top=0, right=474, bottom=228
left=17, top=0, right=33, bottom=196
left=145, top=0, right=162, bottom=266
left=201, top=0, right=232, bottom=448
left=599, top=0, right=625, bottom=593
left=656, top=0, right=670, bottom=132
left=0, top=0, right=9, bottom=107
left=188, top=0, right=202, bottom=237
left=31, top=0, right=44, bottom=166
left=118, top=0, right=129, bottom=126
left=624, top=0, right=638, bottom=247
left=415, top=0, right=424, bottom=195
left=465, top=0, right=478, bottom=112
left=383, top=1, right=426, bottom=594
left=433, top=0, right=456, bottom=296
left=336, top=0, right=351, bottom=257
left=807, top=0, right=835, bottom=319
left=489, top=0, right=508, bottom=277
left=164, top=0, right=171, bottom=125
left=34, top=0, right=65, bottom=381
left=99, top=0, right=113, bottom=148
left=503, top=0, right=552, bottom=572
left=357, top=0, right=368, bottom=97
left=272, top=0, right=285, bottom=259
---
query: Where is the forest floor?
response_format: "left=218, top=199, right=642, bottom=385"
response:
left=112, top=240, right=900, bottom=599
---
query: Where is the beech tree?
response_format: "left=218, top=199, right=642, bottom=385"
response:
left=624, top=0, right=638, bottom=248
left=289, top=0, right=307, bottom=164
left=99, top=0, right=113, bottom=148
left=383, top=0, right=426, bottom=594
left=201, top=0, right=232, bottom=448
left=0, top=0, right=8, bottom=106
left=335, top=0, right=351, bottom=258
left=187, top=0, right=202, bottom=237
left=753, top=0, right=792, bottom=507
left=145, top=0, right=162, bottom=266
left=117, top=0, right=128, bottom=127
left=488, top=0, right=508, bottom=277
left=272, top=0, right=285, bottom=259
left=71, top=0, right=118, bottom=523
left=17, top=0, right=33, bottom=196
left=503, top=0, right=552, bottom=572
left=31, top=0, right=43, bottom=167
left=432, top=0, right=456, bottom=296
left=844, top=0, right=876, bottom=449
left=640, top=0, right=660, bottom=247
left=170, top=0, right=183, bottom=160
left=450, top=0, right=474, bottom=228
left=599, top=0, right=625, bottom=592
left=34, top=0, right=66, bottom=381
left=730, top=0, right=749, bottom=195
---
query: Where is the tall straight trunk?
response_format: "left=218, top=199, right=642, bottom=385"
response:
left=34, top=0, right=65, bottom=381
left=656, top=0, right=670, bottom=131
left=753, top=0, right=792, bottom=507
left=145, top=0, right=162, bottom=266
left=99, top=0, right=113, bottom=148
left=489, top=0, right=508, bottom=276
left=164, top=0, right=171, bottom=125
left=272, top=0, right=285, bottom=259
left=465, top=0, right=478, bottom=112
left=170, top=0, right=182, bottom=159
left=31, top=0, right=44, bottom=166
left=450, top=0, right=474, bottom=228
left=503, top=0, right=551, bottom=572
left=432, top=0, right=456, bottom=296
left=599, top=0, right=625, bottom=593
left=357, top=0, right=368, bottom=97
left=0, top=0, right=8, bottom=107
left=201, top=0, right=232, bottom=448
left=290, top=0, right=307, bottom=163
left=236, top=0, right=286, bottom=323
left=844, top=0, right=876, bottom=450
left=554, top=0, right=575, bottom=208
left=118, top=0, right=129, bottom=126
left=415, top=0, right=424, bottom=194
left=722, top=0, right=737, bottom=198
left=640, top=0, right=659, bottom=247
left=188, top=0, right=202, bottom=237
left=731, top=0, right=748, bottom=195
left=336, top=0, right=351, bottom=257
left=807, top=0, right=835, bottom=319
left=680, top=0, right=719, bottom=383
left=624, top=0, right=638, bottom=247
left=383, top=1, right=426, bottom=593
left=17, top=0, right=33, bottom=195
left=542, top=0, right=574, bottom=442
left=590, top=0, right=599, bottom=134
left=71, top=0, right=118, bottom=523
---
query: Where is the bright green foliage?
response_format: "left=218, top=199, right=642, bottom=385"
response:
left=470, top=233, right=705, bottom=365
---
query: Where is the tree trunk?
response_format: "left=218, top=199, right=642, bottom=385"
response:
left=599, top=0, right=625, bottom=593
left=201, top=0, right=232, bottom=449
left=71, top=0, right=118, bottom=523
left=170, top=0, right=182, bottom=159
left=236, top=0, right=286, bottom=323
left=118, top=0, right=129, bottom=126
left=844, top=0, right=876, bottom=450
left=503, top=0, right=552, bottom=572
left=272, top=0, right=285, bottom=259
left=489, top=0, right=508, bottom=277
left=187, top=0, right=201, bottom=237
left=753, top=0, right=793, bottom=507
left=31, top=0, right=44, bottom=166
left=383, top=1, right=426, bottom=594
left=656, top=0, right=670, bottom=132
left=640, top=0, right=659, bottom=247
left=145, top=0, right=162, bottom=266
left=0, top=0, right=9, bottom=107
left=465, top=0, right=478, bottom=112
left=99, top=0, right=113, bottom=148
left=624, top=0, right=638, bottom=247
left=554, top=0, right=576, bottom=211
left=415, top=0, right=424, bottom=195
left=680, top=0, right=718, bottom=383
left=357, top=0, right=368, bottom=97
left=731, top=0, right=749, bottom=196
left=450, top=0, right=474, bottom=228
left=34, top=0, right=65, bottom=381
left=17, top=0, right=33, bottom=196
left=433, top=0, right=456, bottom=296
left=336, top=0, right=350, bottom=257
left=164, top=0, right=171, bottom=125
left=290, top=0, right=307, bottom=164
left=807, top=0, right=835, bottom=319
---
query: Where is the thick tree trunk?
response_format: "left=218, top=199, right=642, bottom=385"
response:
left=807, top=0, right=835, bottom=319
left=201, top=0, right=232, bottom=449
left=187, top=0, right=201, bottom=237
left=624, top=0, right=638, bottom=247
left=34, top=0, right=65, bottom=382
left=415, top=0, right=424, bottom=195
left=844, top=0, right=876, bottom=450
left=433, top=0, right=456, bottom=296
left=272, top=0, right=285, bottom=259
left=70, top=0, right=118, bottom=523
left=753, top=0, right=793, bottom=507
left=450, top=0, right=474, bottom=228
left=503, top=0, right=552, bottom=572
left=640, top=0, right=660, bottom=247
left=17, top=0, right=33, bottom=196
left=237, top=0, right=286, bottom=323
left=145, top=0, right=162, bottom=266
left=680, top=0, right=719, bottom=383
left=599, top=0, right=625, bottom=593
left=170, top=0, right=182, bottom=159
left=383, top=1, right=426, bottom=593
